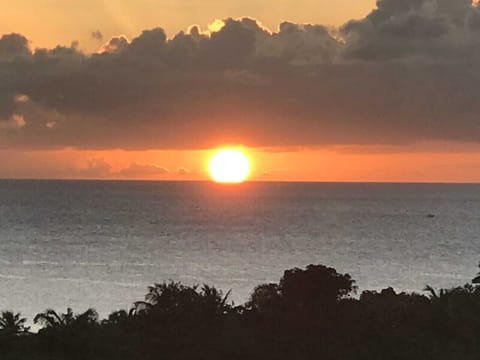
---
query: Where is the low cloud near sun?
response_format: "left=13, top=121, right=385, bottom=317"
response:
left=1, top=0, right=480, bottom=151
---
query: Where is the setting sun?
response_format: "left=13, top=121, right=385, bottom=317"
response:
left=208, top=149, right=250, bottom=183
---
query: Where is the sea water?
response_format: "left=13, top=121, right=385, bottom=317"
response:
left=0, top=180, right=479, bottom=321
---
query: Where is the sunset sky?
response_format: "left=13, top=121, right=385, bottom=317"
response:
left=1, top=0, right=480, bottom=182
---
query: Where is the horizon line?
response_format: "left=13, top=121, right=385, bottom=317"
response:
left=1, top=178, right=480, bottom=185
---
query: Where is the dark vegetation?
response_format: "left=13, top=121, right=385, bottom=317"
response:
left=2, top=263, right=480, bottom=359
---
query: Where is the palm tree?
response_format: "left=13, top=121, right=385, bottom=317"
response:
left=101, top=308, right=136, bottom=325
left=0, top=311, right=29, bottom=336
left=199, top=284, right=232, bottom=317
left=472, top=262, right=480, bottom=284
left=74, top=308, right=98, bottom=326
left=423, top=285, right=452, bottom=300
left=34, top=308, right=98, bottom=330
left=134, top=281, right=200, bottom=315
left=134, top=281, right=232, bottom=321
left=424, top=285, right=439, bottom=299
left=34, top=308, right=75, bottom=329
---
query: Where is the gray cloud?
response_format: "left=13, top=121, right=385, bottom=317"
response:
left=176, top=167, right=191, bottom=175
left=117, top=163, right=169, bottom=177
left=1, top=1, right=480, bottom=150
left=91, top=30, right=103, bottom=41
left=0, top=33, right=31, bottom=59
left=100, top=35, right=129, bottom=53
left=0, top=114, right=25, bottom=130
left=77, top=158, right=112, bottom=178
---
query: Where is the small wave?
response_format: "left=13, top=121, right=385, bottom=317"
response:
left=71, top=261, right=109, bottom=267
left=22, top=260, right=60, bottom=266
left=0, top=273, right=26, bottom=280
left=121, top=262, right=160, bottom=267
left=46, top=276, right=144, bottom=288
left=70, top=261, right=162, bottom=268
left=420, top=272, right=466, bottom=280
left=21, top=260, right=162, bottom=268
left=0, top=272, right=144, bottom=288
left=91, top=261, right=162, bottom=268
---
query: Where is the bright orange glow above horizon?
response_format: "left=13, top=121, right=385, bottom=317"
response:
left=208, top=149, right=250, bottom=183
left=3, top=144, right=480, bottom=182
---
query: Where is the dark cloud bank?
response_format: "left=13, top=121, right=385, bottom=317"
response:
left=1, top=0, right=480, bottom=150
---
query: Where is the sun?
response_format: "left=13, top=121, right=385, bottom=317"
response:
left=208, top=149, right=251, bottom=183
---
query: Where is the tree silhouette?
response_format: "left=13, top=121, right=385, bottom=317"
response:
left=198, top=284, right=232, bottom=316
left=0, top=311, right=29, bottom=336
left=246, top=264, right=356, bottom=330
left=424, top=285, right=445, bottom=299
left=101, top=308, right=136, bottom=326
left=472, top=262, right=480, bottom=284
left=34, top=308, right=98, bottom=330
left=247, top=283, right=282, bottom=316
left=3, top=263, right=480, bottom=360
left=134, top=281, right=233, bottom=323
left=277, top=264, right=356, bottom=325
left=134, top=281, right=199, bottom=316
left=280, top=265, right=356, bottom=306
left=34, top=308, right=74, bottom=329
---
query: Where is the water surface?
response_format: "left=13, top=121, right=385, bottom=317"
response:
left=0, top=180, right=479, bottom=320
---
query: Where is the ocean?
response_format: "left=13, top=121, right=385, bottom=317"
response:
left=0, top=180, right=479, bottom=321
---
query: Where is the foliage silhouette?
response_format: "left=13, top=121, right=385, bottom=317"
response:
left=133, top=281, right=232, bottom=323
left=0, top=311, right=29, bottom=336
left=472, top=262, right=480, bottom=284
left=34, top=307, right=98, bottom=330
left=101, top=308, right=136, bottom=326
left=2, top=263, right=480, bottom=360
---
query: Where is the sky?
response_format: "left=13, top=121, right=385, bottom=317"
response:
left=1, top=0, right=480, bottom=182
left=0, top=0, right=376, bottom=52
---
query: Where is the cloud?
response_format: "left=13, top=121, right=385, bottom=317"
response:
left=91, top=30, right=103, bottom=41
left=77, top=158, right=112, bottom=178
left=0, top=33, right=31, bottom=59
left=176, top=167, right=191, bottom=175
left=1, top=2, right=480, bottom=150
left=0, top=114, right=25, bottom=130
left=99, top=35, right=129, bottom=53
left=340, top=0, right=479, bottom=61
left=117, top=163, right=169, bottom=178
left=257, top=21, right=340, bottom=65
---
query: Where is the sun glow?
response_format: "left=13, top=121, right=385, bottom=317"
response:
left=208, top=149, right=251, bottom=183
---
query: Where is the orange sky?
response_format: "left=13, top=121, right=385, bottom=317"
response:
left=2, top=143, right=480, bottom=183
left=0, top=0, right=375, bottom=51
left=2, top=1, right=480, bottom=182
